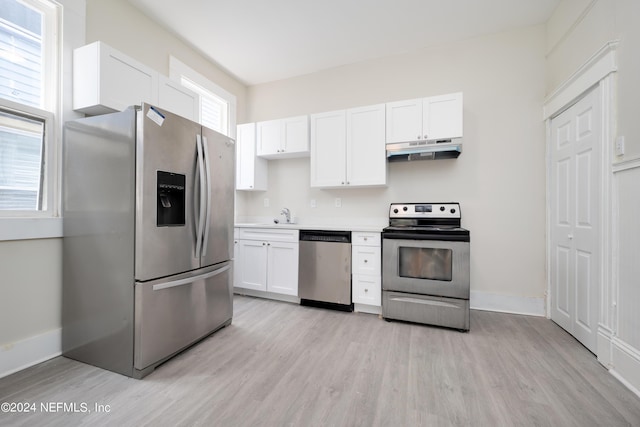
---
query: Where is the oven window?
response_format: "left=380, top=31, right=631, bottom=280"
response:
left=399, top=247, right=452, bottom=281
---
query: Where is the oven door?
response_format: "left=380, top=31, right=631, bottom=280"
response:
left=382, top=237, right=469, bottom=299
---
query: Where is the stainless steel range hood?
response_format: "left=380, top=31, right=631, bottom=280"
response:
left=386, top=139, right=462, bottom=162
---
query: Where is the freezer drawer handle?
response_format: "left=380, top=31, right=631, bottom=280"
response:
left=152, top=265, right=231, bottom=291
left=390, top=296, right=460, bottom=309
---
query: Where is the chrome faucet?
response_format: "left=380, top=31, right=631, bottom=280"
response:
left=280, top=207, right=291, bottom=223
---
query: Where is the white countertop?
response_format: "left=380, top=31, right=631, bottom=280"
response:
left=235, top=221, right=385, bottom=233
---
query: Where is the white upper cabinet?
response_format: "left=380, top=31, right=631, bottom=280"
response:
left=257, top=115, right=310, bottom=159
left=310, top=110, right=347, bottom=187
left=73, top=41, right=158, bottom=115
left=157, top=75, right=199, bottom=122
left=311, top=104, right=386, bottom=188
left=73, top=41, right=199, bottom=122
left=236, top=123, right=268, bottom=191
left=386, top=92, right=463, bottom=143
left=423, top=93, right=463, bottom=140
left=346, top=104, right=386, bottom=186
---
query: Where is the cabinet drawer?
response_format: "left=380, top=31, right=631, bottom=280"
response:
left=353, top=275, right=381, bottom=306
left=239, top=228, right=299, bottom=242
left=352, top=232, right=380, bottom=246
left=352, top=246, right=380, bottom=275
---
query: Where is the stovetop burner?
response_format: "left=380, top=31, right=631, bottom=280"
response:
left=383, top=203, right=469, bottom=242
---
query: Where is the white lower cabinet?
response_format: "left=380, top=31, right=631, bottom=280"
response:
left=353, top=275, right=381, bottom=306
left=351, top=232, right=381, bottom=313
left=235, top=228, right=299, bottom=297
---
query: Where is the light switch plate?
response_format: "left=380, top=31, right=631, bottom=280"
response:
left=616, top=136, right=625, bottom=156
left=335, top=198, right=342, bottom=208
left=310, top=199, right=317, bottom=208
left=263, top=198, right=269, bottom=208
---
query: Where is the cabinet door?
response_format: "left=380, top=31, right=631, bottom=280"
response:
left=310, top=110, right=347, bottom=187
left=157, top=75, right=199, bottom=122
left=256, top=119, right=282, bottom=157
left=282, top=115, right=309, bottom=156
left=423, top=92, right=463, bottom=140
left=353, top=275, right=381, bottom=306
left=73, top=41, right=159, bottom=115
left=236, top=240, right=268, bottom=291
left=266, top=242, right=299, bottom=296
left=385, top=98, right=422, bottom=143
left=233, top=234, right=240, bottom=288
left=346, top=104, right=386, bottom=186
left=236, top=123, right=268, bottom=191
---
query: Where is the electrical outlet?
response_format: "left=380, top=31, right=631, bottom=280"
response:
left=616, top=136, right=625, bottom=156
left=335, top=198, right=342, bottom=208
left=263, top=198, right=269, bottom=208
left=310, top=199, right=317, bottom=208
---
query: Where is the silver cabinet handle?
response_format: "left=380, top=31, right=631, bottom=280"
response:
left=363, top=237, right=368, bottom=241
left=568, top=234, right=574, bottom=240
left=364, top=288, right=369, bottom=293
left=364, top=259, right=368, bottom=263
left=417, top=135, right=421, bottom=139
left=424, top=135, right=428, bottom=139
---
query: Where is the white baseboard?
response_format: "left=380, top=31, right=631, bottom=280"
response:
left=610, top=338, right=640, bottom=398
left=354, top=303, right=381, bottom=316
left=470, top=291, right=545, bottom=317
left=597, top=325, right=614, bottom=368
left=0, top=328, right=61, bottom=379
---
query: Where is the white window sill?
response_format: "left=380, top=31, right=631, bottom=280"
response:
left=0, top=217, right=63, bottom=241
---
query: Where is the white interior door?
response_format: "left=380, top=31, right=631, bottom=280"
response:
left=550, top=87, right=600, bottom=353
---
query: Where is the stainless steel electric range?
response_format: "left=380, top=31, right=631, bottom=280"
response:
left=381, top=202, right=470, bottom=331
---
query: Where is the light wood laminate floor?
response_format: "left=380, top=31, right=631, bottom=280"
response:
left=1, top=295, right=639, bottom=426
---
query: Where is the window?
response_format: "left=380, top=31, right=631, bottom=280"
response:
left=0, top=0, right=58, bottom=215
left=181, top=77, right=229, bottom=135
left=169, top=56, right=236, bottom=138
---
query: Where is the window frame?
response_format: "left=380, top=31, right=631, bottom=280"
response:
left=169, top=56, right=237, bottom=138
left=0, top=98, right=55, bottom=218
left=0, top=0, right=61, bottom=240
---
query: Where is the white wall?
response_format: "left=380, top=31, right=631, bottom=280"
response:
left=238, top=25, right=548, bottom=313
left=546, top=0, right=640, bottom=395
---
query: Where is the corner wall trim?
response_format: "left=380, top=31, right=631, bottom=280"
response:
left=470, top=291, right=545, bottom=317
left=543, top=40, right=619, bottom=120
left=0, top=328, right=61, bottom=379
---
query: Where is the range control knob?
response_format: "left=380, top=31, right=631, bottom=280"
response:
left=403, top=206, right=408, bottom=211
left=393, top=208, right=399, bottom=214
left=450, top=208, right=456, bottom=214
left=440, top=206, right=445, bottom=211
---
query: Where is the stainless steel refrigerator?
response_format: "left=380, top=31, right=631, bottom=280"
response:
left=62, top=103, right=235, bottom=378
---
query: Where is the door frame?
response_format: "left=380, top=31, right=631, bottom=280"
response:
left=543, top=41, right=618, bottom=363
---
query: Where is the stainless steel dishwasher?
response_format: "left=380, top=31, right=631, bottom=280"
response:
left=298, top=230, right=352, bottom=311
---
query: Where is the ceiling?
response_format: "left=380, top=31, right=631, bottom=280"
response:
left=126, top=0, right=561, bottom=86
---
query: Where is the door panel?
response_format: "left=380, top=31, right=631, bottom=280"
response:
left=136, top=104, right=202, bottom=281
left=267, top=242, right=299, bottom=296
left=201, top=126, right=235, bottom=267
left=550, top=88, right=600, bottom=353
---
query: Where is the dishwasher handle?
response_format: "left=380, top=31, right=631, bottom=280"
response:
left=299, top=230, right=351, bottom=243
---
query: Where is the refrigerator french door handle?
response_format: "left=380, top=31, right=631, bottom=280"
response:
left=201, top=135, right=212, bottom=257
left=151, top=265, right=231, bottom=291
left=195, top=134, right=206, bottom=259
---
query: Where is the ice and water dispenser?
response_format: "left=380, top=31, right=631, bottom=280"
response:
left=157, top=171, right=186, bottom=226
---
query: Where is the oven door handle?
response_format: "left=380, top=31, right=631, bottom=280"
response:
left=382, top=232, right=469, bottom=242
